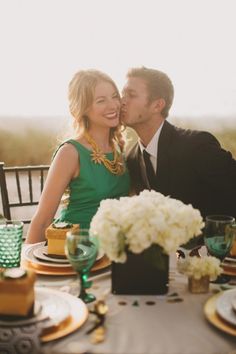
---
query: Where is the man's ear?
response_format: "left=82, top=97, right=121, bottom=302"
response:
left=152, top=98, right=166, bottom=113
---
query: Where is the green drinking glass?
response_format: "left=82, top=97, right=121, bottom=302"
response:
left=204, top=215, right=235, bottom=283
left=0, top=220, right=24, bottom=268
left=65, top=229, right=98, bottom=303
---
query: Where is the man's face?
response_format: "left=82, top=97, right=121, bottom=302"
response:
left=121, top=77, right=152, bottom=127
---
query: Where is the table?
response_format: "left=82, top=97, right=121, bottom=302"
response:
left=38, top=255, right=236, bottom=354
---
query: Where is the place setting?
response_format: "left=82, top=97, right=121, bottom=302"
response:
left=21, top=242, right=109, bottom=275
left=21, top=224, right=111, bottom=276
left=0, top=268, right=89, bottom=351
left=37, top=287, right=89, bottom=342
left=0, top=289, right=88, bottom=343
left=0, top=225, right=110, bottom=354
left=204, top=288, right=236, bottom=337
left=202, top=216, right=236, bottom=337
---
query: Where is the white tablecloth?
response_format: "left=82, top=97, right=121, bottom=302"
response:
left=39, top=255, right=236, bottom=354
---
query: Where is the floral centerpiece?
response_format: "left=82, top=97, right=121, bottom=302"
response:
left=177, top=256, right=222, bottom=293
left=90, top=190, right=204, bottom=295
left=177, top=256, right=222, bottom=281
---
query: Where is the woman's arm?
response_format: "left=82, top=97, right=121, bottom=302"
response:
left=25, top=143, right=79, bottom=243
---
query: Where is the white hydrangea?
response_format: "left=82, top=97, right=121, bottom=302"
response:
left=177, top=256, right=222, bottom=280
left=90, top=190, right=204, bottom=263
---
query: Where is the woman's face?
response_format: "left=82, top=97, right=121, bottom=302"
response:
left=86, top=81, right=120, bottom=129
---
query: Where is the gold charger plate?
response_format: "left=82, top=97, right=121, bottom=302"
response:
left=204, top=292, right=236, bottom=337
left=91, top=254, right=111, bottom=272
left=22, top=255, right=111, bottom=276
left=21, top=259, right=76, bottom=275
left=40, top=289, right=88, bottom=342
left=221, top=264, right=236, bottom=276
left=222, top=268, right=236, bottom=276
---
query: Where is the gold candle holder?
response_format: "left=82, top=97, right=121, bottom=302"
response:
left=188, top=276, right=209, bottom=294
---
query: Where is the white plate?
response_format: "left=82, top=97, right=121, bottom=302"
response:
left=224, top=256, right=236, bottom=263
left=40, top=288, right=88, bottom=342
left=216, top=289, right=236, bottom=327
left=34, top=245, right=104, bottom=263
left=33, top=245, right=69, bottom=264
left=22, top=243, right=104, bottom=268
left=21, top=243, right=72, bottom=268
left=36, top=287, right=71, bottom=327
left=0, top=288, right=70, bottom=328
left=232, top=296, right=236, bottom=313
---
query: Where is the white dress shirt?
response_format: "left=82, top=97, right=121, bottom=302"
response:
left=138, top=122, right=164, bottom=186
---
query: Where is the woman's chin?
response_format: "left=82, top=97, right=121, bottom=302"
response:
left=108, top=119, right=120, bottom=128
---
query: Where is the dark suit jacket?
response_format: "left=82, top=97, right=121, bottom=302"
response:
left=127, top=120, right=236, bottom=219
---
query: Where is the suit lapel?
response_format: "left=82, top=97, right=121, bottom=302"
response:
left=127, top=143, right=147, bottom=193
left=155, top=120, right=173, bottom=195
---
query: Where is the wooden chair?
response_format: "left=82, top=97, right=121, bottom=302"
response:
left=0, top=162, right=50, bottom=224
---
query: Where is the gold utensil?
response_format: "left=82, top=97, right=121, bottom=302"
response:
left=86, top=300, right=108, bottom=344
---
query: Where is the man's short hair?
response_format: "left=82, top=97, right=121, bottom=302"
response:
left=127, top=67, right=174, bottom=118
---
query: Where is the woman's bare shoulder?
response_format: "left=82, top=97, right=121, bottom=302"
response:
left=55, top=142, right=79, bottom=160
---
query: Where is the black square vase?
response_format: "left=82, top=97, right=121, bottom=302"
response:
left=112, top=248, right=169, bottom=295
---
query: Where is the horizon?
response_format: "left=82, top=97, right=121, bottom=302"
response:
left=1, top=114, right=236, bottom=134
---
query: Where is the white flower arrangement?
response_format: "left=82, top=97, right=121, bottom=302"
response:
left=177, top=256, right=222, bottom=280
left=90, top=190, right=204, bottom=263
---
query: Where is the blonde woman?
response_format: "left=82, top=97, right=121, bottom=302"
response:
left=26, top=70, right=130, bottom=243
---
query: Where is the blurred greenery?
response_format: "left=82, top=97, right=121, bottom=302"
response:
left=0, top=129, right=58, bottom=166
left=214, top=130, right=236, bottom=158
left=0, top=119, right=236, bottom=166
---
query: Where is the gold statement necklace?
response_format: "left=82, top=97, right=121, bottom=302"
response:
left=84, top=132, right=124, bottom=175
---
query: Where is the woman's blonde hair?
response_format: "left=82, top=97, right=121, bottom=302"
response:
left=68, top=69, right=124, bottom=151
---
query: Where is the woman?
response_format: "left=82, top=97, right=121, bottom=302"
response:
left=26, top=69, right=130, bottom=243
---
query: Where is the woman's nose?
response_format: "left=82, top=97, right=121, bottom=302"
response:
left=108, top=99, right=120, bottom=110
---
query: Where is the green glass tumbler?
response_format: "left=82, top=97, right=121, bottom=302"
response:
left=0, top=221, right=24, bottom=268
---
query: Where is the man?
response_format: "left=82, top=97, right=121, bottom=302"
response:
left=121, top=66, right=236, bottom=220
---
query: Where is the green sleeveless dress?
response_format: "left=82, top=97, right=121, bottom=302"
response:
left=55, top=139, right=130, bottom=228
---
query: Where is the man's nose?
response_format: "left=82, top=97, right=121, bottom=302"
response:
left=121, top=95, right=126, bottom=105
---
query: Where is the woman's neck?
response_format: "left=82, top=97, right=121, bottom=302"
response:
left=77, top=128, right=112, bottom=152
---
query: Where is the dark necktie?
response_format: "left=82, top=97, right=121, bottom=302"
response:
left=143, top=150, right=156, bottom=189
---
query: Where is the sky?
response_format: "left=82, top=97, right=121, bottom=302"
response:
left=0, top=0, right=236, bottom=119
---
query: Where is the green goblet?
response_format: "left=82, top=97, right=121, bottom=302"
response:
left=65, top=229, right=98, bottom=303
left=204, top=215, right=235, bottom=283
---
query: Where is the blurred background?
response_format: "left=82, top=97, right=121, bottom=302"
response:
left=0, top=0, right=236, bottom=220
left=1, top=0, right=236, bottom=167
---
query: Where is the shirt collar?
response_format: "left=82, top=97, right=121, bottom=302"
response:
left=138, top=121, right=164, bottom=158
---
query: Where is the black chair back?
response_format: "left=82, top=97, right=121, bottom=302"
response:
left=0, top=162, right=49, bottom=224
